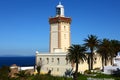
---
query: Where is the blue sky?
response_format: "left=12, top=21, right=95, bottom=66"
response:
left=0, top=0, right=120, bottom=56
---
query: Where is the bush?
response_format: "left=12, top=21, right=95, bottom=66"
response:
left=0, top=66, right=11, bottom=80
left=77, top=73, right=87, bottom=80
left=32, top=74, right=72, bottom=80
left=84, top=70, right=91, bottom=74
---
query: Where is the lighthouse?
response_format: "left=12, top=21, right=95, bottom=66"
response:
left=49, top=2, right=71, bottom=53
left=36, top=2, right=72, bottom=76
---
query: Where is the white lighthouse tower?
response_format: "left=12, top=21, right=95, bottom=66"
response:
left=49, top=2, right=71, bottom=53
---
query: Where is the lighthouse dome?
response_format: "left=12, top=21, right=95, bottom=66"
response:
left=56, top=2, right=64, bottom=8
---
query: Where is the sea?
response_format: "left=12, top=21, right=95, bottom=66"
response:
left=0, top=56, right=35, bottom=67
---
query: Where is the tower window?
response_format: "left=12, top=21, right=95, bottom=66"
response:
left=57, top=58, right=60, bottom=64
left=64, top=26, right=66, bottom=31
left=56, top=8, right=61, bottom=15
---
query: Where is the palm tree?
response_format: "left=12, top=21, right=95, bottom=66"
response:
left=84, top=35, right=99, bottom=70
left=67, top=44, right=87, bottom=80
left=110, top=40, right=120, bottom=56
left=97, top=39, right=111, bottom=69
left=109, top=40, right=120, bottom=65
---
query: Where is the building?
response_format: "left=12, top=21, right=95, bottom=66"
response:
left=36, top=2, right=72, bottom=76
left=36, top=2, right=103, bottom=76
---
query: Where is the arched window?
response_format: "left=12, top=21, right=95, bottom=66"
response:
left=57, top=58, right=60, bottom=64
left=94, top=57, right=97, bottom=64
left=57, top=68, right=59, bottom=72
left=47, top=58, right=49, bottom=64
left=40, top=58, right=42, bottom=62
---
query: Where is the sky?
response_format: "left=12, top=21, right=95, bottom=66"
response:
left=0, top=0, right=120, bottom=56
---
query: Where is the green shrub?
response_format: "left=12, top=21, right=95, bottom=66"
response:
left=84, top=70, right=91, bottom=74
left=78, top=73, right=87, bottom=80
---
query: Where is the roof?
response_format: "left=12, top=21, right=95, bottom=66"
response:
left=49, top=17, right=71, bottom=24
left=56, top=2, right=64, bottom=8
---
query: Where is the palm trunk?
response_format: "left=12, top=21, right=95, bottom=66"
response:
left=88, top=55, right=91, bottom=71
left=105, top=55, right=107, bottom=66
left=102, top=57, right=104, bottom=71
left=110, top=57, right=113, bottom=65
left=110, top=52, right=114, bottom=65
left=90, top=49, right=93, bottom=70
left=91, top=53, right=93, bottom=70
left=73, top=63, right=78, bottom=80
left=105, top=60, right=107, bottom=66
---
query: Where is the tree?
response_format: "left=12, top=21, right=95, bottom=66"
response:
left=15, top=70, right=30, bottom=80
left=97, top=39, right=111, bottom=69
left=67, top=44, right=87, bottom=80
left=84, top=35, right=99, bottom=70
left=110, top=40, right=120, bottom=65
left=0, top=66, right=10, bottom=80
left=110, top=40, right=120, bottom=56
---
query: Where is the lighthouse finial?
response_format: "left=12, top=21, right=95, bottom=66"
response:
left=59, top=1, right=61, bottom=5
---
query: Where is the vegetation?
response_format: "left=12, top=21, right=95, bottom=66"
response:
left=0, top=65, right=10, bottom=80
left=15, top=70, right=30, bottom=80
left=97, top=39, right=111, bottom=69
left=1, top=69, right=120, bottom=80
left=67, top=45, right=87, bottom=80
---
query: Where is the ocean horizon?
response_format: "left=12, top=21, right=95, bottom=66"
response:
left=0, top=56, right=35, bottom=67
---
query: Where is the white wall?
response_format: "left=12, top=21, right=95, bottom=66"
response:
left=36, top=52, right=72, bottom=76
